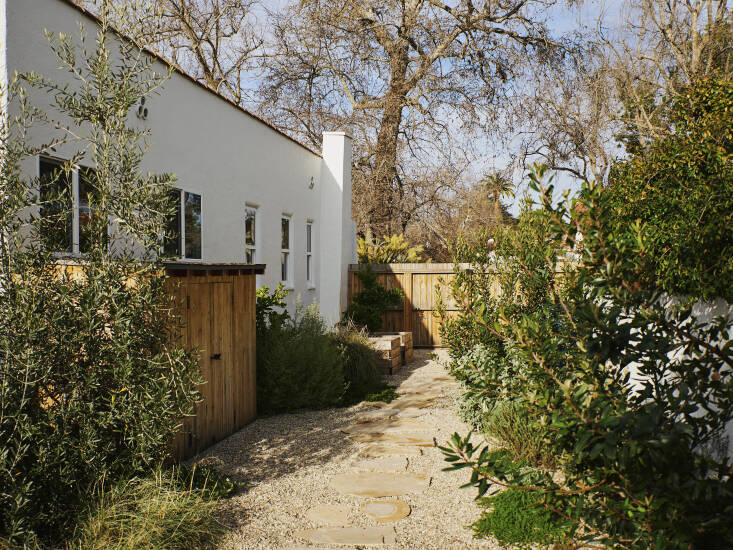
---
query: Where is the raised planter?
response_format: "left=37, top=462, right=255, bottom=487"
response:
left=368, top=335, right=402, bottom=375
left=371, top=331, right=413, bottom=365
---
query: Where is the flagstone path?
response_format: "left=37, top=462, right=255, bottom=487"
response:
left=196, top=350, right=500, bottom=549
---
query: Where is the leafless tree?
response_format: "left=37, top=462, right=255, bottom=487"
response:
left=83, top=0, right=263, bottom=104
left=257, top=0, right=567, bottom=237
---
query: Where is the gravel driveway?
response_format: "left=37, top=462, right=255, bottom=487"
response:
left=192, top=350, right=500, bottom=549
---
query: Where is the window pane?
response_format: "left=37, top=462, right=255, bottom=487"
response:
left=307, top=254, right=312, bottom=282
left=39, top=158, right=72, bottom=252
left=281, top=251, right=289, bottom=281
left=78, top=166, right=105, bottom=254
left=184, top=192, right=202, bottom=259
left=163, top=188, right=181, bottom=257
left=245, top=209, right=256, bottom=246
left=306, top=223, right=312, bottom=253
left=281, top=217, right=290, bottom=250
left=246, top=249, right=255, bottom=264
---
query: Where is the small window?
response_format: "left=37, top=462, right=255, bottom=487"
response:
left=163, top=188, right=201, bottom=260
left=39, top=157, right=72, bottom=252
left=184, top=192, right=202, bottom=259
left=281, top=216, right=291, bottom=284
left=245, top=207, right=257, bottom=263
left=78, top=166, right=105, bottom=253
left=306, top=221, right=314, bottom=287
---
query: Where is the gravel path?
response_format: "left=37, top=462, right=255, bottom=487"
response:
left=193, top=350, right=500, bottom=549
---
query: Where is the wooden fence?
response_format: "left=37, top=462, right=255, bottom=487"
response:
left=348, top=263, right=466, bottom=348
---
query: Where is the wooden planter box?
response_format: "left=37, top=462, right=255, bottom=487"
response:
left=368, top=335, right=402, bottom=375
left=371, top=331, right=413, bottom=365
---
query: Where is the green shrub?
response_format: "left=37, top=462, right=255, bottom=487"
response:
left=0, top=15, right=200, bottom=545
left=66, top=468, right=224, bottom=550
left=343, top=268, right=403, bottom=331
left=329, top=326, right=384, bottom=404
left=473, top=488, right=570, bottom=547
left=257, top=303, right=345, bottom=414
left=357, top=233, right=424, bottom=263
left=483, top=401, right=557, bottom=471
left=364, top=386, right=399, bottom=403
left=442, top=157, right=733, bottom=548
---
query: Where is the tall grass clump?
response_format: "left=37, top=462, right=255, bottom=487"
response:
left=330, top=323, right=383, bottom=404
left=67, top=468, right=225, bottom=550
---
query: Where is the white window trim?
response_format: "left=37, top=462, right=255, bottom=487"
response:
left=168, top=188, right=202, bottom=261
left=306, top=220, right=315, bottom=289
left=39, top=156, right=100, bottom=257
left=244, top=205, right=258, bottom=264
left=281, top=214, right=293, bottom=289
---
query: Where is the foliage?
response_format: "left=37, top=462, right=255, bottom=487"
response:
left=473, top=488, right=571, bottom=547
left=256, top=303, right=345, bottom=414
left=357, top=234, right=424, bottom=263
left=65, top=468, right=224, bottom=550
left=605, top=79, right=733, bottom=301
left=255, top=283, right=291, bottom=336
left=364, top=386, right=399, bottom=404
left=329, top=324, right=384, bottom=405
left=0, top=11, right=201, bottom=546
left=343, top=268, right=404, bottom=332
left=174, top=464, right=237, bottom=501
left=440, top=157, right=733, bottom=548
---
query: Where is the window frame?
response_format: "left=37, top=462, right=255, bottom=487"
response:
left=39, top=156, right=107, bottom=256
left=280, top=215, right=292, bottom=287
left=306, top=220, right=315, bottom=288
left=163, top=187, right=202, bottom=261
left=244, top=205, right=258, bottom=264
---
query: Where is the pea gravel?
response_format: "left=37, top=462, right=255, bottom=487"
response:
left=193, top=350, right=502, bottom=549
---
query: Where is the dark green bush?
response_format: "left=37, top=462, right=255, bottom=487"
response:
left=256, top=303, right=345, bottom=414
left=364, top=386, right=399, bottom=403
left=343, top=268, right=403, bottom=332
left=329, top=325, right=384, bottom=404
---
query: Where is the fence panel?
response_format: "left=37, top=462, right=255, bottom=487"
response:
left=348, top=263, right=465, bottom=347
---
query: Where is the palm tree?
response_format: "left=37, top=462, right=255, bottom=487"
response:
left=479, top=173, right=515, bottom=225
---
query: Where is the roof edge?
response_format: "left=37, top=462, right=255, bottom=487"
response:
left=55, top=0, right=322, bottom=158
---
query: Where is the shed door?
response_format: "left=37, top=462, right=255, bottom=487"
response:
left=186, top=281, right=234, bottom=449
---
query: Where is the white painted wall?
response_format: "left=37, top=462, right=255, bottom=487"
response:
left=4, top=0, right=354, bottom=321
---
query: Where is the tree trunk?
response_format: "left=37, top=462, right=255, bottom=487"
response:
left=371, top=43, right=409, bottom=236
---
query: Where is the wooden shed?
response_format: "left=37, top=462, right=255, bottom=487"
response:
left=165, top=262, right=264, bottom=460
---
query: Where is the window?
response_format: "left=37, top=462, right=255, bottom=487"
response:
left=184, top=192, right=202, bottom=259
left=245, top=207, right=257, bottom=263
left=281, top=216, right=291, bottom=284
left=306, top=221, right=314, bottom=287
left=163, top=188, right=202, bottom=260
left=39, top=157, right=72, bottom=252
left=39, top=157, right=104, bottom=254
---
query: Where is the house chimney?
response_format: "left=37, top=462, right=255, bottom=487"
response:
left=319, top=131, right=354, bottom=324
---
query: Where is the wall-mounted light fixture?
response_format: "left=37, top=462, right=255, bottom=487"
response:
left=136, top=97, right=149, bottom=120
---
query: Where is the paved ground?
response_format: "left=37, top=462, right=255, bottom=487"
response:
left=194, top=350, right=499, bottom=549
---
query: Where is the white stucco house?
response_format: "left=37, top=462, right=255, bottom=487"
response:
left=0, top=0, right=356, bottom=322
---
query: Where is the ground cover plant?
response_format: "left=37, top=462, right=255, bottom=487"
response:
left=0, top=7, right=203, bottom=546
left=439, top=82, right=733, bottom=548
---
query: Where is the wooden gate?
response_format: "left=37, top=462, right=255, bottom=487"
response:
left=166, top=263, right=262, bottom=459
left=348, top=263, right=465, bottom=348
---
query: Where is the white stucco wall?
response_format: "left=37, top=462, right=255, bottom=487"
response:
left=4, top=0, right=354, bottom=322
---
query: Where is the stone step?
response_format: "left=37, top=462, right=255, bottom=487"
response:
left=330, top=472, right=431, bottom=497
left=295, top=526, right=396, bottom=546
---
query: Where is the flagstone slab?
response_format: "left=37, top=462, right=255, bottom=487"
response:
left=295, top=526, right=396, bottom=546
left=342, top=418, right=432, bottom=435
left=352, top=455, right=408, bottom=472
left=361, top=498, right=411, bottom=522
left=348, top=432, right=434, bottom=446
left=330, top=472, right=430, bottom=497
left=304, top=504, right=350, bottom=525
left=389, top=396, right=438, bottom=409
left=358, top=443, right=423, bottom=457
